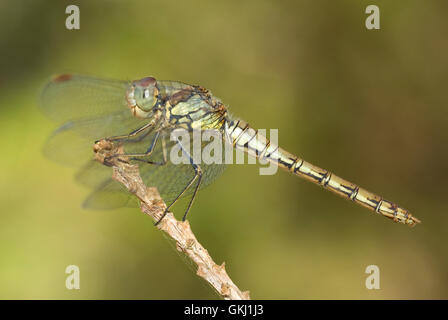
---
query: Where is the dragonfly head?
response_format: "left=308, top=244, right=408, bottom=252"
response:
left=126, top=77, right=159, bottom=117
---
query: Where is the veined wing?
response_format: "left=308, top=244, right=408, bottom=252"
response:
left=77, top=130, right=227, bottom=209
left=40, top=75, right=152, bottom=166
left=78, top=159, right=226, bottom=210
left=42, top=111, right=149, bottom=167
left=40, top=74, right=130, bottom=123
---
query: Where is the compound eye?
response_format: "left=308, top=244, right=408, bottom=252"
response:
left=131, top=77, right=158, bottom=112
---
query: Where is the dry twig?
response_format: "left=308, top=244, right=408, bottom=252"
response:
left=93, top=139, right=250, bottom=300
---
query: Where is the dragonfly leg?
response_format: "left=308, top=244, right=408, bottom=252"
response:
left=132, top=136, right=168, bottom=166
left=126, top=126, right=154, bottom=143
left=154, top=138, right=202, bottom=226
left=96, top=122, right=154, bottom=143
left=182, top=166, right=202, bottom=222
left=105, top=131, right=161, bottom=164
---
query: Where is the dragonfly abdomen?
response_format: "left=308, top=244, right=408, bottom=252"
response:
left=225, top=119, right=420, bottom=227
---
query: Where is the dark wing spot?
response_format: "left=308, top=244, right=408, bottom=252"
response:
left=52, top=74, right=73, bottom=83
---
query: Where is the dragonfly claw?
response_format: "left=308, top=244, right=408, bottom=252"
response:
left=154, top=210, right=169, bottom=226
left=103, top=156, right=115, bottom=167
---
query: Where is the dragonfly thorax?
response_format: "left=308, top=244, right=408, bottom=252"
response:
left=165, top=89, right=228, bottom=131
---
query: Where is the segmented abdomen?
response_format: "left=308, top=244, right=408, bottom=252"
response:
left=225, top=119, right=420, bottom=227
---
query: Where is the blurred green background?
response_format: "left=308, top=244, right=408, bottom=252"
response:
left=0, top=0, right=447, bottom=299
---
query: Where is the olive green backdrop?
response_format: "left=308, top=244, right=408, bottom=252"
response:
left=0, top=0, right=447, bottom=299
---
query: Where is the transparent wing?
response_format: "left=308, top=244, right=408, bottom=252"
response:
left=77, top=130, right=226, bottom=209
left=42, top=111, right=149, bottom=167
left=40, top=74, right=130, bottom=123
left=41, top=74, right=150, bottom=166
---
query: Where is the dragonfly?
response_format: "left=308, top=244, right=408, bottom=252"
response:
left=40, top=74, right=420, bottom=227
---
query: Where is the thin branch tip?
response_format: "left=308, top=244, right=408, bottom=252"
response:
left=93, top=140, right=250, bottom=300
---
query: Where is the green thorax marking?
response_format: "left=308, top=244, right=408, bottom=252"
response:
left=158, top=82, right=227, bottom=131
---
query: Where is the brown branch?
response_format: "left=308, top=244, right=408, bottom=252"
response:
left=93, top=139, right=250, bottom=300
